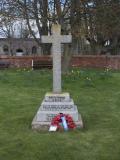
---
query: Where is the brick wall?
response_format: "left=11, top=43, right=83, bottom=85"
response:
left=71, top=55, right=120, bottom=69
left=0, top=55, right=52, bottom=68
left=1, top=55, right=120, bottom=70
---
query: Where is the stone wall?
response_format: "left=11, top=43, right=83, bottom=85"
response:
left=0, top=55, right=120, bottom=70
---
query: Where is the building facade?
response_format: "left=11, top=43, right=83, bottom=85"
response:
left=0, top=38, right=42, bottom=56
left=0, top=37, right=92, bottom=56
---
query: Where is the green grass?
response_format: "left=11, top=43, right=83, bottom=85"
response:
left=0, top=68, right=120, bottom=160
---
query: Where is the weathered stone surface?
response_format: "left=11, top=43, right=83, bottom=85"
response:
left=32, top=93, right=83, bottom=130
left=41, top=25, right=72, bottom=93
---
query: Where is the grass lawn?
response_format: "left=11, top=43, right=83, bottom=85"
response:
left=0, top=68, right=120, bottom=160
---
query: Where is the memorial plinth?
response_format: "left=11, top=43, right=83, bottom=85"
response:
left=32, top=93, right=83, bottom=130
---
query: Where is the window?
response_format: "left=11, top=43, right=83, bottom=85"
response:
left=16, top=49, right=24, bottom=56
left=16, top=49, right=23, bottom=53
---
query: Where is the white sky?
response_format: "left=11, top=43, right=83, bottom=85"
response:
left=0, top=19, right=40, bottom=38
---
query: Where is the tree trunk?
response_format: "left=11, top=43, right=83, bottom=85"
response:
left=42, top=0, right=51, bottom=54
left=62, top=44, right=73, bottom=73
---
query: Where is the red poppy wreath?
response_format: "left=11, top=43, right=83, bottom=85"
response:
left=51, top=113, right=76, bottom=131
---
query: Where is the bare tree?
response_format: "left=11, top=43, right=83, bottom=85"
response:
left=1, top=0, right=120, bottom=56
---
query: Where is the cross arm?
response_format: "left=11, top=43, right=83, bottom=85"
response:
left=61, top=35, right=72, bottom=43
left=41, top=35, right=53, bottom=43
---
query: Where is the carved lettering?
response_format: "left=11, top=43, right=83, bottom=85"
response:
left=45, top=96, right=66, bottom=102
left=46, top=114, right=56, bottom=121
left=42, top=105, right=73, bottom=110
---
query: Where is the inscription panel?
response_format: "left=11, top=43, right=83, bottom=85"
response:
left=46, top=114, right=57, bottom=121
left=42, top=105, right=74, bottom=110
left=45, top=96, right=69, bottom=102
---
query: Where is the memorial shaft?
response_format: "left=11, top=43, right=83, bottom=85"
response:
left=52, top=42, right=61, bottom=93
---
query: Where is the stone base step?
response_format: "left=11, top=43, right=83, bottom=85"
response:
left=32, top=114, right=83, bottom=131
left=36, top=107, right=79, bottom=122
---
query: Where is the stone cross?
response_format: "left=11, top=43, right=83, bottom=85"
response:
left=41, top=24, right=72, bottom=93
